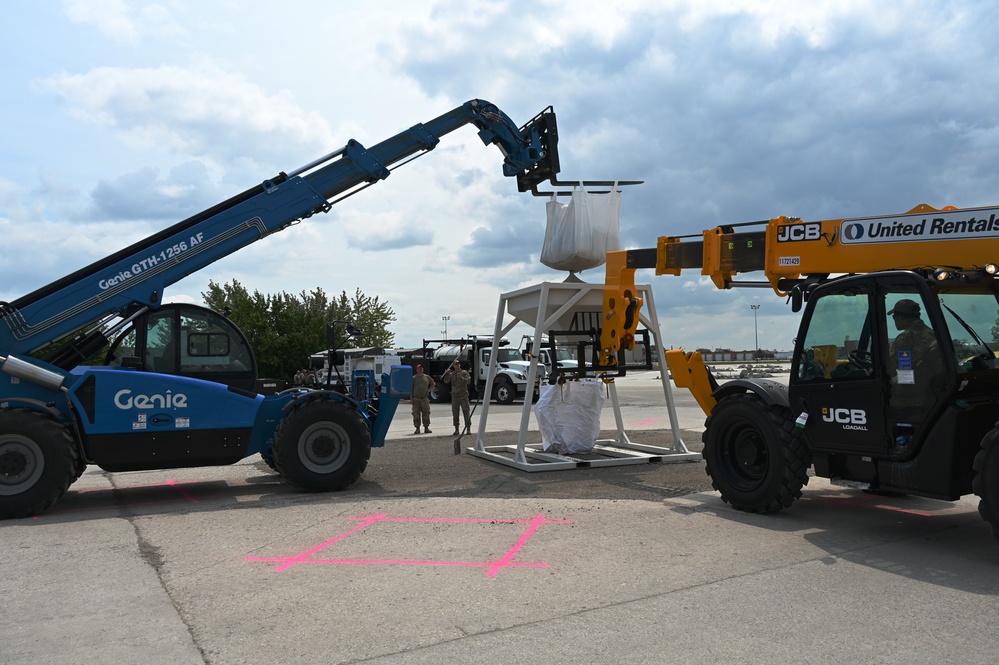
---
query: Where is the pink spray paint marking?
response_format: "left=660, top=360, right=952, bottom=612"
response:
left=631, top=418, right=657, bottom=427
left=817, top=492, right=937, bottom=517
left=37, top=479, right=206, bottom=517
left=246, top=513, right=573, bottom=578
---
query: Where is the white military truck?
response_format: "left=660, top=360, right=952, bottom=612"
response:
left=517, top=337, right=580, bottom=378
left=309, top=347, right=401, bottom=392
left=402, top=336, right=537, bottom=405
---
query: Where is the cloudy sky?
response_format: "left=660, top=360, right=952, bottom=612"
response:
left=3, top=1, right=998, bottom=356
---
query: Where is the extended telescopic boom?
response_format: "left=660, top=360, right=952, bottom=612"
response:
left=0, top=99, right=559, bottom=366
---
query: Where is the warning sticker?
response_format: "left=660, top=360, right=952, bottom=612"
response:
left=897, top=350, right=914, bottom=384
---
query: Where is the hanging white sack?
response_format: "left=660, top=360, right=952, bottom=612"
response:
left=534, top=383, right=563, bottom=451
left=534, top=379, right=606, bottom=455
left=541, top=186, right=621, bottom=273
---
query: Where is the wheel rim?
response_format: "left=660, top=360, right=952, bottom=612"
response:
left=497, top=386, right=510, bottom=401
left=0, top=434, right=45, bottom=496
left=718, top=422, right=769, bottom=491
left=298, top=421, right=350, bottom=473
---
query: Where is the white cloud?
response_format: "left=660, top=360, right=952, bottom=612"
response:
left=40, top=63, right=336, bottom=164
left=63, top=0, right=140, bottom=43
left=0, top=181, right=155, bottom=300
left=4, top=0, right=999, bottom=355
left=63, top=0, right=187, bottom=44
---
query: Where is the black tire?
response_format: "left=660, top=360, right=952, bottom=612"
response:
left=0, top=408, right=78, bottom=519
left=73, top=456, right=88, bottom=482
left=702, top=393, right=811, bottom=513
left=273, top=399, right=371, bottom=492
left=430, top=383, right=451, bottom=403
left=260, top=452, right=276, bottom=471
left=493, top=379, right=515, bottom=405
left=973, top=426, right=999, bottom=543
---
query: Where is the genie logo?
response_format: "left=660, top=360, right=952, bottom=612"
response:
left=114, top=389, right=188, bottom=410
left=842, top=223, right=865, bottom=241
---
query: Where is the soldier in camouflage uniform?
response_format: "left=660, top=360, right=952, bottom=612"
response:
left=888, top=298, right=943, bottom=413
left=889, top=299, right=940, bottom=371
left=411, top=364, right=435, bottom=434
left=443, top=359, right=472, bottom=436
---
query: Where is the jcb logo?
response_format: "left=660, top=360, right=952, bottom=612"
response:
left=777, top=223, right=821, bottom=242
left=821, top=408, right=867, bottom=425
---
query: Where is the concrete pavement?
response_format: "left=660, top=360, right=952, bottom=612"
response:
left=3, top=370, right=999, bottom=664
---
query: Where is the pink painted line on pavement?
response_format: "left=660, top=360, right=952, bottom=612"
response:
left=165, top=479, right=199, bottom=503
left=273, top=513, right=387, bottom=572
left=247, top=512, right=572, bottom=577
left=486, top=513, right=549, bottom=578
left=632, top=418, right=657, bottom=427
left=869, top=504, right=937, bottom=517
left=37, top=479, right=207, bottom=517
left=351, top=515, right=573, bottom=525
left=245, top=557, right=548, bottom=571
left=76, top=479, right=200, bottom=494
left=817, top=492, right=937, bottom=517
left=38, top=498, right=196, bottom=517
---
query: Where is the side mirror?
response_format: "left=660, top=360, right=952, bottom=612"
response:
left=791, top=286, right=803, bottom=313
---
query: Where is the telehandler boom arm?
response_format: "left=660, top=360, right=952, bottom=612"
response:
left=0, top=100, right=559, bottom=366
left=600, top=203, right=999, bottom=366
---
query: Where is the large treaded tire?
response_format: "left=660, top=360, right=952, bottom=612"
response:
left=273, top=399, right=371, bottom=492
left=702, top=393, right=811, bottom=513
left=973, top=425, right=999, bottom=543
left=0, top=408, right=78, bottom=519
left=493, top=379, right=515, bottom=405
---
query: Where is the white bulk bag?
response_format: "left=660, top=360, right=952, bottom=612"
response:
left=534, top=379, right=606, bottom=455
left=541, top=186, right=621, bottom=273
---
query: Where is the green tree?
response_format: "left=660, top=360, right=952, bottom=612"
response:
left=202, top=280, right=396, bottom=381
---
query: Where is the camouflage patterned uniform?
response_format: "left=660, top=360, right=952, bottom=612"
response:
left=888, top=306, right=943, bottom=414
left=411, top=369, right=435, bottom=433
left=443, top=364, right=472, bottom=435
left=889, top=318, right=940, bottom=380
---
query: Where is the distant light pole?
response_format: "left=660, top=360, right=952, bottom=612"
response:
left=750, top=304, right=760, bottom=359
left=442, top=315, right=450, bottom=339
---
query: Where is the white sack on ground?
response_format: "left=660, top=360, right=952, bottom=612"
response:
left=541, top=187, right=621, bottom=273
left=534, top=379, right=606, bottom=454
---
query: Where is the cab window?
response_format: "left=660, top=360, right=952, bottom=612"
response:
left=797, top=292, right=873, bottom=382
left=935, top=290, right=999, bottom=372
left=179, top=308, right=252, bottom=373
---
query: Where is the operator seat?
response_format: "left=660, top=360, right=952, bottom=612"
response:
left=154, top=341, right=177, bottom=374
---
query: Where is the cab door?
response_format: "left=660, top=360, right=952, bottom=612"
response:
left=876, top=275, right=951, bottom=449
left=789, top=278, right=890, bottom=454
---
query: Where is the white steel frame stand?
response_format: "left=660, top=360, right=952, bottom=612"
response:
left=465, top=281, right=700, bottom=470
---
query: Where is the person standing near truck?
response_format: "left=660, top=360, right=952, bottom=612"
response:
left=443, top=359, right=472, bottom=436
left=411, top=364, right=435, bottom=434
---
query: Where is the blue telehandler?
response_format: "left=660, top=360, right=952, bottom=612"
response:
left=0, top=99, right=560, bottom=518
